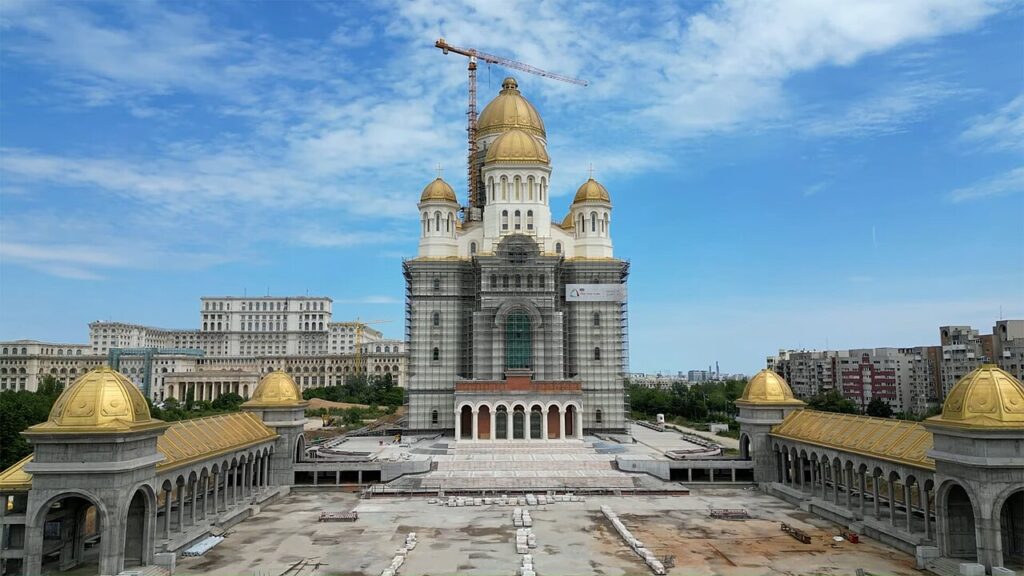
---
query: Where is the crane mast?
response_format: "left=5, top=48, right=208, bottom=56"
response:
left=434, top=38, right=587, bottom=215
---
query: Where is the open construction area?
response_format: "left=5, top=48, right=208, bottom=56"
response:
left=177, top=488, right=920, bottom=576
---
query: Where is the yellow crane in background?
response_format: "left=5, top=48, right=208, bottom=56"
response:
left=353, top=318, right=393, bottom=376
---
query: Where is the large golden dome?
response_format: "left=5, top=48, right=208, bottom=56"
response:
left=485, top=129, right=550, bottom=165
left=572, top=178, right=611, bottom=204
left=477, top=77, right=546, bottom=139
left=28, top=367, right=159, bottom=432
left=243, top=370, right=306, bottom=407
left=736, top=369, right=805, bottom=405
left=420, top=177, right=458, bottom=203
left=928, top=364, right=1024, bottom=428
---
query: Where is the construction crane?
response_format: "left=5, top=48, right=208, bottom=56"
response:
left=351, top=319, right=393, bottom=376
left=434, top=38, right=587, bottom=211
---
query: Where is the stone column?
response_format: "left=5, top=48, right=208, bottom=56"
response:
left=834, top=467, right=841, bottom=504
left=541, top=408, right=549, bottom=441
left=263, top=456, right=270, bottom=489
left=176, top=486, right=185, bottom=533
left=845, top=468, right=853, bottom=508
left=558, top=410, right=565, bottom=440
left=506, top=411, right=513, bottom=441
left=575, top=411, right=582, bottom=438
left=189, top=480, right=197, bottom=525
left=923, top=486, right=931, bottom=540
left=231, top=466, right=238, bottom=504
left=525, top=411, right=532, bottom=441
left=872, top=475, right=880, bottom=519
left=859, top=472, right=867, bottom=517
left=904, top=482, right=913, bottom=532
left=471, top=410, right=479, bottom=441
left=454, top=410, right=462, bottom=441
left=810, top=462, right=817, bottom=497
left=490, top=412, right=497, bottom=442
left=888, top=480, right=896, bottom=526
left=163, top=487, right=172, bottom=539
left=212, top=472, right=220, bottom=514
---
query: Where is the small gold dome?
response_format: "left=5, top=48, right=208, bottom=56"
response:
left=420, top=177, right=458, bottom=203
left=29, top=367, right=156, bottom=432
left=928, top=364, right=1024, bottom=429
left=485, top=129, right=550, bottom=165
left=477, top=77, right=546, bottom=139
left=736, top=369, right=804, bottom=405
left=572, top=178, right=611, bottom=204
left=244, top=370, right=305, bottom=407
left=560, top=212, right=575, bottom=229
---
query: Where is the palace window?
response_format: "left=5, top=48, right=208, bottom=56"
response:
left=432, top=347, right=440, bottom=361
left=432, top=312, right=440, bottom=326
left=593, top=347, right=601, bottom=361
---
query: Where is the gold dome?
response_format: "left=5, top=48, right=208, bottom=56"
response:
left=927, top=364, right=1024, bottom=429
left=243, top=370, right=306, bottom=407
left=420, top=177, right=458, bottom=203
left=560, top=212, right=575, bottom=229
left=572, top=178, right=611, bottom=204
left=485, top=129, right=550, bottom=165
left=28, top=367, right=159, bottom=432
left=736, top=369, right=805, bottom=405
left=477, top=77, right=546, bottom=139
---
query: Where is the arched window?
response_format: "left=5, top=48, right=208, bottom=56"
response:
left=506, top=311, right=532, bottom=369
left=527, top=210, right=534, bottom=230
left=593, top=312, right=601, bottom=326
left=514, top=176, right=521, bottom=200
left=596, top=409, right=603, bottom=424
left=541, top=177, right=547, bottom=201
left=591, top=211, right=598, bottom=232
left=432, top=312, right=440, bottom=326
left=501, top=176, right=508, bottom=200
left=375, top=346, right=382, bottom=353
left=539, top=274, right=546, bottom=289
left=555, top=242, right=562, bottom=254
left=528, top=176, right=535, bottom=200
left=470, top=242, right=477, bottom=255
left=432, top=347, right=440, bottom=361
left=502, top=210, right=509, bottom=230
left=603, top=212, right=609, bottom=235
left=488, top=177, right=495, bottom=202
left=319, top=322, right=323, bottom=330
left=490, top=274, right=497, bottom=289
left=431, top=410, right=439, bottom=425
left=593, top=347, right=601, bottom=360
left=502, top=275, right=509, bottom=288
left=434, top=211, right=442, bottom=232
left=433, top=278, right=441, bottom=291
left=527, top=274, right=534, bottom=288
left=578, top=214, right=585, bottom=235
left=446, top=213, right=453, bottom=233
left=514, top=210, right=521, bottom=230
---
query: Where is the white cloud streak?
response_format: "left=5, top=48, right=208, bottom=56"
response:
left=947, top=166, right=1024, bottom=203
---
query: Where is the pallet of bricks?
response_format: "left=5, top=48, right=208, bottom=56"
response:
left=319, top=511, right=358, bottom=522
left=780, top=522, right=812, bottom=544
left=709, top=509, right=748, bottom=520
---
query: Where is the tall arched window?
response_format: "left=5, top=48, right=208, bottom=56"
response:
left=593, top=312, right=601, bottom=326
left=603, top=212, right=609, bottom=234
left=514, top=210, right=521, bottom=230
left=593, top=347, right=601, bottom=360
left=527, top=274, right=534, bottom=288
left=596, top=409, right=603, bottom=424
left=434, top=211, right=442, bottom=232
left=446, top=213, right=453, bottom=233
left=490, top=274, right=497, bottom=289
left=502, top=275, right=509, bottom=288
left=539, top=274, right=546, bottom=289
left=431, top=410, right=439, bottom=425
left=555, top=242, right=562, bottom=254
left=432, top=347, right=440, bottom=361
left=502, top=210, right=509, bottom=230
left=501, top=177, right=508, bottom=200
left=515, top=275, right=522, bottom=288
left=433, top=278, right=441, bottom=291
left=432, top=312, right=440, bottom=326
left=578, top=214, right=585, bottom=235
left=470, top=242, right=477, bottom=255
left=514, top=176, right=521, bottom=200
left=527, top=210, right=534, bottom=230
left=506, top=311, right=532, bottom=369
left=591, top=211, right=598, bottom=232
left=488, top=177, right=495, bottom=202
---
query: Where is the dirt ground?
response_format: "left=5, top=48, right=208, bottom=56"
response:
left=176, top=488, right=920, bottom=576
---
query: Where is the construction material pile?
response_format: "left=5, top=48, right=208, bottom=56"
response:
left=514, top=527, right=537, bottom=554
left=512, top=507, right=533, bottom=528
left=182, top=535, right=224, bottom=557
left=433, top=493, right=585, bottom=507
left=379, top=532, right=417, bottom=576
left=518, top=553, right=536, bottom=576
left=600, top=505, right=665, bottom=575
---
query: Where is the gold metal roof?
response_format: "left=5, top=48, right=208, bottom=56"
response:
left=927, top=364, right=1024, bottom=429
left=420, top=177, right=458, bottom=203
left=156, top=412, right=277, bottom=471
left=484, top=128, right=550, bottom=165
left=572, top=178, right=611, bottom=204
left=0, top=412, right=278, bottom=490
left=0, top=455, right=33, bottom=491
left=559, top=212, right=575, bottom=229
left=477, top=77, right=546, bottom=139
left=736, top=369, right=805, bottom=406
left=772, top=409, right=934, bottom=470
left=26, top=367, right=166, bottom=434
left=242, top=370, right=307, bottom=408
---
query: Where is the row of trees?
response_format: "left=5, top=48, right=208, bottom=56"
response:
left=152, top=392, right=245, bottom=422
left=303, top=373, right=404, bottom=407
left=0, top=376, right=65, bottom=469
left=627, top=380, right=747, bottom=423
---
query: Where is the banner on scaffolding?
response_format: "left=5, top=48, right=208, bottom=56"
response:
left=565, top=284, right=627, bottom=302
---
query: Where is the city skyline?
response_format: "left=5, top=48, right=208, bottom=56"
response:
left=2, top=1, right=1023, bottom=375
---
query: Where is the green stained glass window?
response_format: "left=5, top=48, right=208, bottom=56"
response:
left=505, top=311, right=532, bottom=369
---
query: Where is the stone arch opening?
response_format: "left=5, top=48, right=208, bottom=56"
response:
left=460, top=405, right=473, bottom=439
left=529, top=405, right=543, bottom=439
left=999, top=489, right=1024, bottom=570
left=495, top=405, right=508, bottom=440
left=512, top=405, right=526, bottom=439
left=564, top=405, right=577, bottom=439
left=36, top=493, right=105, bottom=575
left=295, top=435, right=305, bottom=463
left=478, top=405, right=492, bottom=440
left=945, top=483, right=978, bottom=560
left=547, top=405, right=561, bottom=439
left=739, top=433, right=751, bottom=460
left=122, top=488, right=151, bottom=569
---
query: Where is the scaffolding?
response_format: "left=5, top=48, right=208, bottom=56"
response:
left=403, top=235, right=630, bottom=434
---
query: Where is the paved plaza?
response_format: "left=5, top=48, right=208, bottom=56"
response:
left=177, top=488, right=920, bottom=576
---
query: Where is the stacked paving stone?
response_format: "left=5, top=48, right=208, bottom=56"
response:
left=433, top=492, right=585, bottom=507
left=512, top=507, right=533, bottom=527
left=379, top=532, right=417, bottom=576
left=600, top=506, right=666, bottom=575
left=519, top=553, right=536, bottom=576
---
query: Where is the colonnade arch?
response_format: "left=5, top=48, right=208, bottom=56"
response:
left=454, top=400, right=583, bottom=441
left=32, top=491, right=108, bottom=575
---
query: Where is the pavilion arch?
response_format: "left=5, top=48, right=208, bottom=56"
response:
left=993, top=486, right=1024, bottom=570
left=121, top=483, right=157, bottom=570
left=937, top=479, right=981, bottom=561
left=739, top=433, right=751, bottom=460
left=295, top=435, right=305, bottom=463
left=32, top=489, right=110, bottom=575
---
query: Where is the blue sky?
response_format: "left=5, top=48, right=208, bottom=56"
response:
left=1, top=0, right=1022, bottom=375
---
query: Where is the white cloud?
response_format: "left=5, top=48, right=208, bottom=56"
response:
left=947, top=166, right=1024, bottom=203
left=802, top=81, right=968, bottom=137
left=961, top=94, right=1024, bottom=152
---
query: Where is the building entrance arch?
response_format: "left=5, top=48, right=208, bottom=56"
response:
left=564, top=405, right=577, bottom=438
left=945, top=483, right=978, bottom=560
left=495, top=406, right=508, bottom=440
left=35, top=493, right=105, bottom=575
left=512, top=406, right=526, bottom=439
left=999, top=489, right=1024, bottom=570
left=478, top=405, right=492, bottom=440
left=459, top=405, right=473, bottom=439
left=122, top=488, right=152, bottom=569
left=529, top=405, right=543, bottom=439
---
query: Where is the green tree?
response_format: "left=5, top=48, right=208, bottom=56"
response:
left=185, top=388, right=195, bottom=411
left=866, top=398, right=893, bottom=418
left=807, top=390, right=859, bottom=414
left=36, top=375, right=64, bottom=398
left=0, top=390, right=58, bottom=469
left=211, top=392, right=244, bottom=411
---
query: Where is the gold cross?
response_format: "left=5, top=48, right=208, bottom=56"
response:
left=436, top=163, right=444, bottom=178
left=588, top=163, right=594, bottom=179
